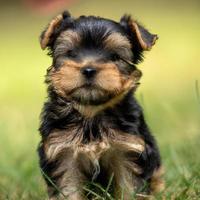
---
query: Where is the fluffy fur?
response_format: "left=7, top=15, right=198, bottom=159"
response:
left=38, top=11, right=164, bottom=200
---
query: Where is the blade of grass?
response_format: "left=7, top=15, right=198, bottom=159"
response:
left=195, top=80, right=200, bottom=108
left=83, top=186, right=103, bottom=200
left=91, top=182, right=114, bottom=200
left=40, top=169, right=67, bottom=199
left=105, top=173, right=114, bottom=195
left=195, top=80, right=200, bottom=101
left=120, top=188, right=124, bottom=200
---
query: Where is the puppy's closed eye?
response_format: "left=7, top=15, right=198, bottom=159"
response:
left=110, top=53, right=121, bottom=62
left=66, top=49, right=78, bottom=58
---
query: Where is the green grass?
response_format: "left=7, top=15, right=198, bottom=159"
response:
left=0, top=0, right=200, bottom=199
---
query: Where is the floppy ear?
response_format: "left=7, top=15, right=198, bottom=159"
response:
left=40, top=11, right=71, bottom=50
left=120, top=15, right=158, bottom=51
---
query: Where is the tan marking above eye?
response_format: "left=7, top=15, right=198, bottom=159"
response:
left=104, top=33, right=133, bottom=60
left=104, top=33, right=131, bottom=50
left=54, top=30, right=81, bottom=57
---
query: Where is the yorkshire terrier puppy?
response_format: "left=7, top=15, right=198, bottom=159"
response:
left=38, top=11, right=164, bottom=200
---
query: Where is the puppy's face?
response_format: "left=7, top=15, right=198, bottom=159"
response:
left=41, top=12, right=157, bottom=106
left=49, top=19, right=135, bottom=105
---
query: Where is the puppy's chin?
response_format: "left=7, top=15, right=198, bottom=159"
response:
left=70, top=87, right=115, bottom=106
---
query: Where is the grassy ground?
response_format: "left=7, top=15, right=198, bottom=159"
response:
left=0, top=1, right=200, bottom=199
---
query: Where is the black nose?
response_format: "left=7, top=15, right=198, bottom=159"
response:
left=81, top=67, right=97, bottom=78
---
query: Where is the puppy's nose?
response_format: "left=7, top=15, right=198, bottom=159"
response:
left=81, top=67, right=97, bottom=78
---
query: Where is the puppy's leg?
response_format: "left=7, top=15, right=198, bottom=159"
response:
left=110, top=134, right=164, bottom=199
left=113, top=164, right=144, bottom=200
left=149, top=166, right=165, bottom=194
left=38, top=143, right=86, bottom=200
left=101, top=134, right=146, bottom=199
left=101, top=151, right=144, bottom=200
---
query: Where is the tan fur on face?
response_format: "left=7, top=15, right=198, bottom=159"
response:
left=50, top=61, right=126, bottom=98
left=49, top=59, right=141, bottom=117
left=49, top=54, right=142, bottom=118
left=95, top=63, right=124, bottom=93
left=73, top=68, right=141, bottom=117
left=54, top=30, right=81, bottom=57
left=104, top=33, right=133, bottom=61
left=49, top=60, right=83, bottom=98
left=104, top=32, right=132, bottom=52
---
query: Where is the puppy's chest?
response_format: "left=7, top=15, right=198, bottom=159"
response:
left=44, top=123, right=111, bottom=161
left=44, top=121, right=144, bottom=165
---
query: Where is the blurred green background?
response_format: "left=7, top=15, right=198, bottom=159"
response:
left=0, top=0, right=200, bottom=199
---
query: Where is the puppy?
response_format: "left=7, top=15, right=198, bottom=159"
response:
left=38, top=11, right=164, bottom=200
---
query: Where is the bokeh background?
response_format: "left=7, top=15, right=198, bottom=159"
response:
left=0, top=0, right=200, bottom=199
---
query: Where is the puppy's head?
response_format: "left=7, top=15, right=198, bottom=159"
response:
left=40, top=11, right=157, bottom=106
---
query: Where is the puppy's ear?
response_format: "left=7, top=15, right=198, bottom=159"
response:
left=120, top=15, right=158, bottom=51
left=40, top=11, right=72, bottom=50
